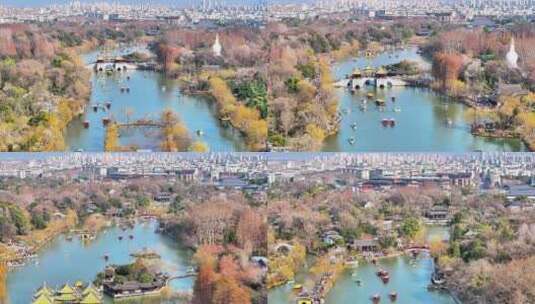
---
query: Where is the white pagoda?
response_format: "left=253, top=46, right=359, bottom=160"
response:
left=506, top=37, right=519, bottom=69
left=213, top=34, right=222, bottom=57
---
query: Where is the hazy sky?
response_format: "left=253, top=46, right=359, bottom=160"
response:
left=0, top=0, right=310, bottom=7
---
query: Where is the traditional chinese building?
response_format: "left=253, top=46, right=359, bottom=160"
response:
left=32, top=282, right=102, bottom=304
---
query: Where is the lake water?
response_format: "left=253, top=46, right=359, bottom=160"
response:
left=6, top=220, right=195, bottom=304
left=65, top=47, right=245, bottom=152
left=322, top=47, right=526, bottom=152
left=268, top=226, right=456, bottom=304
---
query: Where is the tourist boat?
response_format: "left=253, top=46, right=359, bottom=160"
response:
left=351, top=122, right=357, bottom=130
left=431, top=273, right=445, bottom=285
left=287, top=280, right=295, bottom=285
left=377, top=269, right=390, bottom=283
left=292, top=284, right=303, bottom=290
left=120, top=87, right=125, bottom=93
left=376, top=99, right=385, bottom=106
left=391, top=96, right=396, bottom=102
left=126, top=76, right=131, bottom=80
left=93, top=105, right=98, bottom=112
left=102, top=117, right=110, bottom=126
left=446, top=119, right=453, bottom=127
left=367, top=93, right=374, bottom=99
left=126, top=87, right=130, bottom=93
left=381, top=118, right=396, bottom=127
left=355, top=279, right=362, bottom=286
left=389, top=291, right=398, bottom=301
left=66, top=235, right=73, bottom=241
left=361, top=99, right=367, bottom=104
left=83, top=120, right=90, bottom=129
left=393, top=107, right=401, bottom=113
left=197, top=129, right=204, bottom=136
left=377, top=269, right=388, bottom=277
left=371, top=294, right=381, bottom=303
left=129, top=235, right=134, bottom=240
left=105, top=102, right=111, bottom=109
left=348, top=137, right=356, bottom=145
left=118, top=236, right=123, bottom=241
left=342, top=108, right=350, bottom=114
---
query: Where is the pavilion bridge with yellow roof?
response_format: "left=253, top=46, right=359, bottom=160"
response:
left=347, top=66, right=407, bottom=90
left=32, top=281, right=102, bottom=304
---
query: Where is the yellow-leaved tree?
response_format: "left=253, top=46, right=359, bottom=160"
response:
left=190, top=141, right=209, bottom=152
left=160, top=109, right=191, bottom=152
left=104, top=123, right=120, bottom=152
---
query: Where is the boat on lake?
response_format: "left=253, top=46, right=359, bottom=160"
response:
left=381, top=118, right=396, bottom=127
left=377, top=269, right=390, bottom=283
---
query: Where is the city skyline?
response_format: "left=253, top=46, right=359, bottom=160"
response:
left=0, top=0, right=307, bottom=8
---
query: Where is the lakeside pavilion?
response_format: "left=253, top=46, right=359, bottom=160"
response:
left=32, top=282, right=102, bottom=304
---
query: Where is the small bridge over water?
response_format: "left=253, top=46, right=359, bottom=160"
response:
left=166, top=272, right=197, bottom=285
left=335, top=66, right=408, bottom=89
left=117, top=119, right=164, bottom=128
left=405, top=244, right=430, bottom=254
left=93, top=57, right=137, bottom=72
left=350, top=76, right=407, bottom=89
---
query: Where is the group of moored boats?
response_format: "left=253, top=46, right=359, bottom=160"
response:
left=7, top=253, right=38, bottom=269
left=293, top=256, right=402, bottom=304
